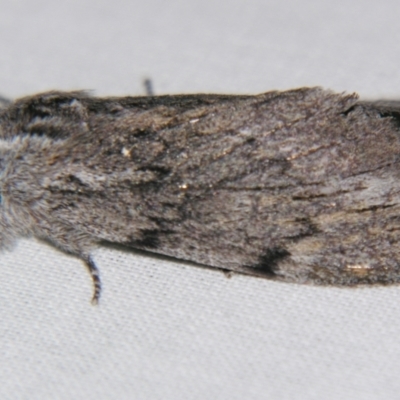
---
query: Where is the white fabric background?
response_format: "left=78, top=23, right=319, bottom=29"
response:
left=1, top=1, right=400, bottom=399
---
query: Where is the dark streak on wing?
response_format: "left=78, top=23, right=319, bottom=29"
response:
left=247, top=247, right=291, bottom=276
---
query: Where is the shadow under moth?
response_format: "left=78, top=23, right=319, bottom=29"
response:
left=0, top=87, right=400, bottom=303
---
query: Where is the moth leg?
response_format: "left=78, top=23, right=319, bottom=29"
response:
left=83, top=255, right=102, bottom=305
left=143, top=78, right=154, bottom=96
left=37, top=227, right=100, bottom=303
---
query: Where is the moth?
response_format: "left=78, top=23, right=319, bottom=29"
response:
left=0, top=87, right=400, bottom=303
